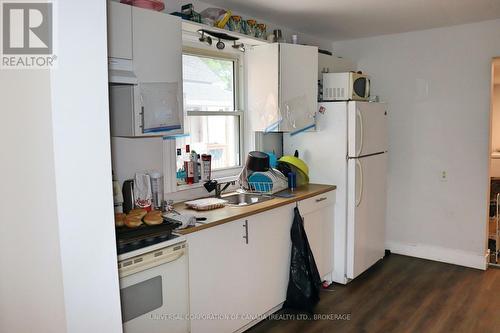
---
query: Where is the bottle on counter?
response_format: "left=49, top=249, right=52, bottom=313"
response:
left=191, top=150, right=199, bottom=183
left=176, top=148, right=186, bottom=185
left=184, top=145, right=194, bottom=184
left=200, top=154, right=212, bottom=181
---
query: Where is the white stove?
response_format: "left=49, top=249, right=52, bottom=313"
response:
left=118, top=233, right=189, bottom=333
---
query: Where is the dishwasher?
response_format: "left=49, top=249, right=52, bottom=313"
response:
left=118, top=240, right=189, bottom=333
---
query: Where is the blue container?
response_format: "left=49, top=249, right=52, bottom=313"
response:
left=288, top=172, right=297, bottom=191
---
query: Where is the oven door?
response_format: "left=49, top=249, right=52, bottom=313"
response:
left=119, top=246, right=189, bottom=333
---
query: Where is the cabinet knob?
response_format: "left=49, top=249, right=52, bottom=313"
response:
left=315, top=197, right=327, bottom=202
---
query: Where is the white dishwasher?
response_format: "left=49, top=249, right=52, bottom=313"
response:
left=118, top=240, right=189, bottom=333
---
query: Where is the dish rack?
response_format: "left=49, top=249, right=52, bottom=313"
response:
left=238, top=167, right=288, bottom=194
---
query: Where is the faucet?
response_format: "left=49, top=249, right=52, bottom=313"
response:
left=203, top=179, right=236, bottom=198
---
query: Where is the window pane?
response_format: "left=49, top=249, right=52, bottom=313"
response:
left=176, top=116, right=240, bottom=171
left=182, top=54, right=235, bottom=112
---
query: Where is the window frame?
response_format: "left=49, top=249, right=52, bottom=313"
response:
left=179, top=47, right=245, bottom=186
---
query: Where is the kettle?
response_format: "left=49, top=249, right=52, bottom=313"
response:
left=122, top=180, right=135, bottom=214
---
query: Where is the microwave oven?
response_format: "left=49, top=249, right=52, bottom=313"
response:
left=322, top=72, right=370, bottom=101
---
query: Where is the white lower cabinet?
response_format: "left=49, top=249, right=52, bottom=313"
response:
left=246, top=204, right=294, bottom=319
left=187, top=218, right=252, bottom=333
left=187, top=191, right=335, bottom=333
left=187, top=204, right=294, bottom=333
left=298, top=192, right=335, bottom=281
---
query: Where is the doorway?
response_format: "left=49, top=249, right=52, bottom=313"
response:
left=488, top=58, right=500, bottom=267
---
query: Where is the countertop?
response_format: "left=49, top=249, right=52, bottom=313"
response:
left=174, top=183, right=336, bottom=235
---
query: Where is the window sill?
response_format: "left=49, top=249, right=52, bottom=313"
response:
left=175, top=166, right=242, bottom=192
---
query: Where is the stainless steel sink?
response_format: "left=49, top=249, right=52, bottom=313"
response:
left=222, top=192, right=274, bottom=206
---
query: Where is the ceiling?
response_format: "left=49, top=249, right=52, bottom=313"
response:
left=205, top=0, right=500, bottom=41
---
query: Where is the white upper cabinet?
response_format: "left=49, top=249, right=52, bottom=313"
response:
left=107, top=1, right=132, bottom=59
left=132, top=7, right=182, bottom=83
left=107, top=3, right=184, bottom=137
left=246, top=43, right=318, bottom=133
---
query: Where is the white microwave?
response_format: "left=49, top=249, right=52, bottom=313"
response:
left=322, top=72, right=370, bottom=101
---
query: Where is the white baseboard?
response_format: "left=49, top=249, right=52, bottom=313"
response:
left=386, top=241, right=487, bottom=270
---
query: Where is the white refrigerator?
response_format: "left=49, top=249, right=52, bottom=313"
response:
left=284, top=101, right=387, bottom=284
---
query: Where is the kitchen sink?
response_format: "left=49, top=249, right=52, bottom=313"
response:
left=222, top=192, right=274, bottom=206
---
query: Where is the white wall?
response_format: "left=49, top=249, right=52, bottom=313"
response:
left=1, top=1, right=123, bottom=332
left=332, top=19, right=500, bottom=269
left=50, top=1, right=123, bottom=332
left=0, top=72, right=68, bottom=333
left=112, top=137, right=164, bottom=185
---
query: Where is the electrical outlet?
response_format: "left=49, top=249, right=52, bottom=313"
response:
left=440, top=170, right=448, bottom=182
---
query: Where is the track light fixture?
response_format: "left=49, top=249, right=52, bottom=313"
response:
left=232, top=41, right=245, bottom=52
left=198, top=30, right=212, bottom=46
left=196, top=29, right=245, bottom=52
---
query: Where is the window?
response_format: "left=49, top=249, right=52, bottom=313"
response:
left=177, top=52, right=242, bottom=175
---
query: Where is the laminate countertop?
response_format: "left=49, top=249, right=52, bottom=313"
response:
left=175, top=183, right=336, bottom=235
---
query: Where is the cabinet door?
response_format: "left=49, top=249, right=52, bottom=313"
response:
left=132, top=7, right=182, bottom=83
left=279, top=44, right=318, bottom=132
left=299, top=192, right=335, bottom=280
left=107, top=1, right=132, bottom=59
left=138, top=82, right=182, bottom=135
left=131, top=8, right=183, bottom=135
left=187, top=219, right=253, bottom=333
left=246, top=44, right=280, bottom=132
left=247, top=204, right=294, bottom=314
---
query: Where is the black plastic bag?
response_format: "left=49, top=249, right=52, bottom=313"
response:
left=283, top=206, right=322, bottom=313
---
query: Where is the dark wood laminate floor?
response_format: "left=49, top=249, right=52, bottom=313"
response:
left=247, top=254, right=500, bottom=333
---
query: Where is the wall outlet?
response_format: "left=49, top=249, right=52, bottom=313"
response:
left=440, top=170, right=448, bottom=182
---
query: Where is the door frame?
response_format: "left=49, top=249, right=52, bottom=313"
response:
left=487, top=57, right=500, bottom=268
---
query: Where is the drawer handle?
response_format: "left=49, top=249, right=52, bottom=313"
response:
left=315, top=197, right=327, bottom=202
left=243, top=220, right=249, bottom=244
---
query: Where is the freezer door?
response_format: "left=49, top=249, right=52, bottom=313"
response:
left=346, top=153, right=387, bottom=280
left=348, top=102, right=388, bottom=157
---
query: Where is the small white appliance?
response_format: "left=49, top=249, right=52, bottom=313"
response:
left=323, top=72, right=370, bottom=101
left=285, top=101, right=387, bottom=284
left=118, top=238, right=189, bottom=333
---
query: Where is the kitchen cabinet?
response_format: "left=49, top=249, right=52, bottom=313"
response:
left=107, top=1, right=132, bottom=60
left=132, top=7, right=182, bottom=83
left=186, top=189, right=335, bottom=333
left=187, top=218, right=253, bottom=333
left=246, top=204, right=294, bottom=317
left=246, top=43, right=318, bottom=133
left=298, top=191, right=335, bottom=280
left=187, top=204, right=294, bottom=333
left=107, top=5, right=184, bottom=136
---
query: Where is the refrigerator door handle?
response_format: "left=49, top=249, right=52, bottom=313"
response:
left=356, top=159, right=364, bottom=207
left=356, top=108, right=364, bottom=156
